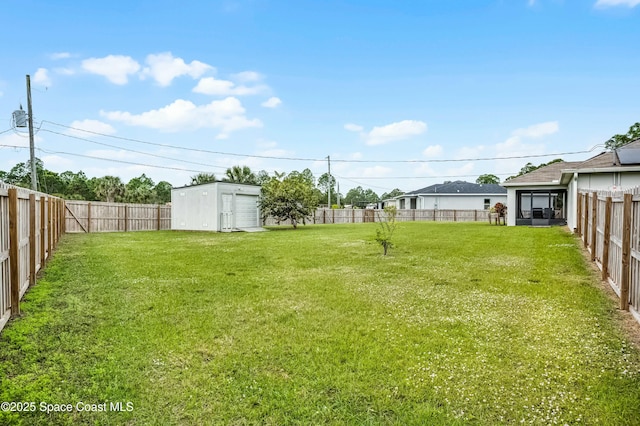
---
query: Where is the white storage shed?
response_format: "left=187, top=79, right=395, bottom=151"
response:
left=171, top=182, right=262, bottom=232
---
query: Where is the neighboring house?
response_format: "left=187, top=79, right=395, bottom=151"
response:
left=394, top=180, right=507, bottom=210
left=503, top=139, right=640, bottom=228
left=171, top=182, right=261, bottom=232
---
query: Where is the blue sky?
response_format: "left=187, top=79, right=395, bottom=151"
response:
left=1, top=0, right=639, bottom=195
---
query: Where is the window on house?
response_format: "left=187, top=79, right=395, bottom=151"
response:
left=484, top=198, right=491, bottom=210
left=410, top=198, right=417, bottom=209
left=399, top=199, right=405, bottom=209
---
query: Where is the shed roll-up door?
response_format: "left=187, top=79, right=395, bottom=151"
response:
left=235, top=195, right=259, bottom=228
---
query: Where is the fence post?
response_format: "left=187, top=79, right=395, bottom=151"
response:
left=40, top=196, right=45, bottom=265
left=8, top=189, right=20, bottom=316
left=157, top=205, right=161, bottom=230
left=87, top=202, right=92, bottom=233
left=602, top=196, right=612, bottom=281
left=621, top=193, right=632, bottom=311
left=125, top=205, right=129, bottom=232
left=47, top=198, right=53, bottom=258
left=332, top=208, right=335, bottom=224
left=590, top=193, right=598, bottom=261
left=583, top=193, right=589, bottom=248
left=29, top=194, right=36, bottom=287
left=577, top=193, right=583, bottom=235
left=61, top=199, right=66, bottom=234
left=474, top=210, right=477, bottom=221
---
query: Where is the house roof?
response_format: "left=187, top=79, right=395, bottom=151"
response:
left=405, top=180, right=506, bottom=195
left=503, top=161, right=581, bottom=185
left=504, top=139, right=640, bottom=186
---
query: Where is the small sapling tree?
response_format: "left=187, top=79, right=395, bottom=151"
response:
left=375, top=206, right=398, bottom=255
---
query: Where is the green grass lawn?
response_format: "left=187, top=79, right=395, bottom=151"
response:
left=1, top=222, right=639, bottom=425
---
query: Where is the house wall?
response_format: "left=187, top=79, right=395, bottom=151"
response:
left=576, top=172, right=640, bottom=191
left=415, top=194, right=506, bottom=210
left=171, top=182, right=261, bottom=231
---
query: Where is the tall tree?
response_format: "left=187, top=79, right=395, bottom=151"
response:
left=381, top=188, right=404, bottom=199
left=224, top=165, right=257, bottom=184
left=605, top=122, right=640, bottom=150
left=476, top=174, right=500, bottom=184
left=258, top=171, right=319, bottom=229
left=60, top=171, right=95, bottom=200
left=125, top=174, right=156, bottom=204
left=154, top=181, right=173, bottom=203
left=344, top=186, right=379, bottom=207
left=316, top=172, right=341, bottom=205
left=190, top=172, right=216, bottom=186
left=94, top=176, right=125, bottom=202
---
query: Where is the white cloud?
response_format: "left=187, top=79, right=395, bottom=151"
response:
left=41, top=155, right=73, bottom=168
left=193, top=77, right=266, bottom=96
left=33, top=68, right=51, bottom=86
left=232, top=71, right=262, bottom=83
left=82, top=55, right=141, bottom=85
left=67, top=119, right=116, bottom=137
left=422, top=145, right=443, bottom=157
left=0, top=132, right=31, bottom=149
left=141, top=52, right=213, bottom=87
left=54, top=67, right=75, bottom=76
left=261, top=97, right=282, bottom=108
left=50, top=52, right=72, bottom=60
left=595, top=0, right=640, bottom=7
left=258, top=148, right=295, bottom=158
left=366, top=120, right=427, bottom=146
left=344, top=123, right=364, bottom=132
left=511, top=121, right=559, bottom=139
left=101, top=97, right=262, bottom=135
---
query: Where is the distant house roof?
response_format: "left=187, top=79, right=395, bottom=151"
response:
left=405, top=180, right=506, bottom=195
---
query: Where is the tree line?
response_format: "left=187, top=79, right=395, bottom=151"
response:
left=0, top=159, right=406, bottom=206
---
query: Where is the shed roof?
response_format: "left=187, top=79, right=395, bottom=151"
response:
left=406, top=180, right=506, bottom=195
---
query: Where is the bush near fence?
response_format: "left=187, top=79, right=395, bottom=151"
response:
left=263, top=208, right=491, bottom=226
left=0, top=183, right=64, bottom=333
left=578, top=188, right=640, bottom=325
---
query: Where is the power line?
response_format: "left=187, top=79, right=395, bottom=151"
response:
left=0, top=143, right=213, bottom=174
left=42, top=120, right=600, bottom=164
left=40, top=128, right=229, bottom=171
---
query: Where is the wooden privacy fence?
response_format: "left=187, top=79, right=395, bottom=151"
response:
left=65, top=200, right=171, bottom=233
left=0, top=184, right=64, bottom=333
left=263, top=208, right=491, bottom=226
left=578, top=188, right=640, bottom=325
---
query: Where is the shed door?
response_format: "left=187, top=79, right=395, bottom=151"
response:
left=235, top=195, right=258, bottom=228
left=221, top=194, right=233, bottom=231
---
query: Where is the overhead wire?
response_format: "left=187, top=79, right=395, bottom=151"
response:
left=40, top=128, right=229, bottom=171
left=41, top=120, right=601, bottom=164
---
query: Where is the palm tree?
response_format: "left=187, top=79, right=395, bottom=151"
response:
left=223, top=166, right=257, bottom=185
left=190, top=173, right=216, bottom=186
left=94, top=175, right=125, bottom=202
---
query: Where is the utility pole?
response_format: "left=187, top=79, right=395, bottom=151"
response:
left=26, top=75, right=37, bottom=191
left=337, top=181, right=340, bottom=208
left=327, top=155, right=331, bottom=208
